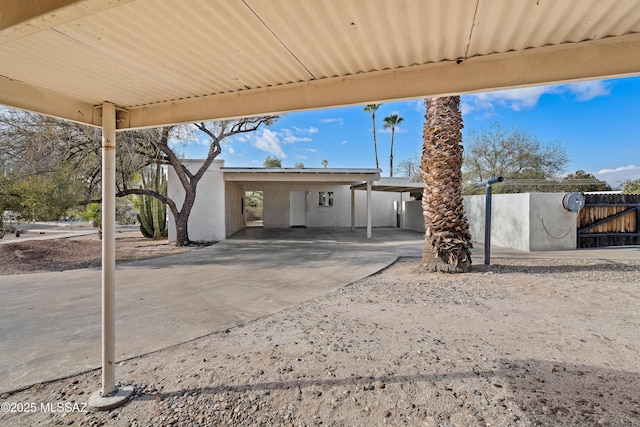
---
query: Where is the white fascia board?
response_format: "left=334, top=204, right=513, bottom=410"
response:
left=223, top=171, right=380, bottom=183
left=122, top=33, right=640, bottom=130
left=221, top=167, right=380, bottom=173
left=0, top=76, right=98, bottom=126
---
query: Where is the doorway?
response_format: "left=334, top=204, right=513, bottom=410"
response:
left=245, top=191, right=263, bottom=227
left=290, top=191, right=307, bottom=227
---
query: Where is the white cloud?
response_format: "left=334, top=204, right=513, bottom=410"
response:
left=463, top=80, right=612, bottom=115
left=246, top=127, right=317, bottom=158
left=281, top=128, right=312, bottom=143
left=248, top=128, right=286, bottom=158
left=409, top=99, right=425, bottom=113
left=226, top=146, right=235, bottom=154
left=341, top=140, right=348, bottom=145
left=321, top=117, right=344, bottom=125
left=305, top=148, right=318, bottom=153
left=566, top=81, right=611, bottom=101
left=594, top=164, right=640, bottom=188
left=293, top=126, right=319, bottom=134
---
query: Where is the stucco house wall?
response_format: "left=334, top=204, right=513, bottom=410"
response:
left=257, top=183, right=403, bottom=229
left=403, top=193, right=578, bottom=251
left=167, top=159, right=226, bottom=243
left=225, top=181, right=245, bottom=237
left=402, top=200, right=425, bottom=232
left=463, top=192, right=577, bottom=251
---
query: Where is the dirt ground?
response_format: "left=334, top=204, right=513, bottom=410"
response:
left=1, top=248, right=639, bottom=426
left=0, top=230, right=196, bottom=276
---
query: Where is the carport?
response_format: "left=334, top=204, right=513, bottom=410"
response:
left=351, top=178, right=423, bottom=230
left=2, top=0, right=639, bottom=409
left=222, top=167, right=380, bottom=238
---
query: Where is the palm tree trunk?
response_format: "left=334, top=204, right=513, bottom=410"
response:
left=419, top=96, right=472, bottom=273
left=372, top=113, right=379, bottom=169
left=389, top=127, right=395, bottom=177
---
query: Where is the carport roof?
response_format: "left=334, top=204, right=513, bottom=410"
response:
left=2, top=0, right=640, bottom=128
left=351, top=178, right=423, bottom=197
left=222, top=167, right=381, bottom=183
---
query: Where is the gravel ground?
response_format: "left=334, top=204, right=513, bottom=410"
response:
left=1, top=256, right=639, bottom=426
left=0, top=231, right=196, bottom=275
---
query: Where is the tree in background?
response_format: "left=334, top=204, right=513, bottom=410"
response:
left=559, top=170, right=611, bottom=192
left=383, top=113, right=404, bottom=177
left=463, top=122, right=567, bottom=192
left=0, top=107, right=278, bottom=245
left=245, top=191, right=263, bottom=208
left=294, top=162, right=305, bottom=168
left=322, top=159, right=329, bottom=168
left=0, top=109, right=109, bottom=219
left=263, top=156, right=282, bottom=167
left=420, top=97, right=472, bottom=273
left=397, top=153, right=422, bottom=182
left=622, top=179, right=640, bottom=194
left=364, top=104, right=382, bottom=169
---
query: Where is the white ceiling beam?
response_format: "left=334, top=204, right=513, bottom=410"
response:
left=123, top=33, right=640, bottom=130
left=0, top=0, right=134, bottom=44
left=0, top=75, right=98, bottom=126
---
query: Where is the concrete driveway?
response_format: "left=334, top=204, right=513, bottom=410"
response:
left=0, top=228, right=397, bottom=393
left=2, top=227, right=638, bottom=393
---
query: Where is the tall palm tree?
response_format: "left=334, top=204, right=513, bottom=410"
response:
left=364, top=104, right=381, bottom=169
left=420, top=96, right=472, bottom=273
left=383, top=113, right=403, bottom=177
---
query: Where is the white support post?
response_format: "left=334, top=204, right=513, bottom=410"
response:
left=366, top=180, right=372, bottom=239
left=398, top=192, right=403, bottom=229
left=101, top=101, right=117, bottom=396
left=89, top=102, right=133, bottom=411
left=350, top=186, right=355, bottom=232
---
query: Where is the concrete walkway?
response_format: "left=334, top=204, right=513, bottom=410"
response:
left=0, top=228, right=397, bottom=393
left=1, top=227, right=638, bottom=393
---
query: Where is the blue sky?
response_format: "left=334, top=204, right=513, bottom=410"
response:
left=181, top=75, right=640, bottom=188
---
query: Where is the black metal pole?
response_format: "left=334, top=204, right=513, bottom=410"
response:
left=484, top=184, right=492, bottom=265
left=475, top=176, right=503, bottom=266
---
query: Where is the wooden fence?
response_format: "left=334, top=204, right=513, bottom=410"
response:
left=577, top=194, right=640, bottom=248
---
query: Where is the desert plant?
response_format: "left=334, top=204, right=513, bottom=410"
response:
left=80, top=203, right=102, bottom=228
left=137, top=167, right=167, bottom=239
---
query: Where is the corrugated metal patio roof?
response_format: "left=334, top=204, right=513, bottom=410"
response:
left=2, top=0, right=639, bottom=128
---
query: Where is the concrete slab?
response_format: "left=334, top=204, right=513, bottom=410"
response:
left=0, top=228, right=397, bottom=393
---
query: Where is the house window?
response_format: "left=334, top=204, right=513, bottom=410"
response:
left=319, top=192, right=333, bottom=207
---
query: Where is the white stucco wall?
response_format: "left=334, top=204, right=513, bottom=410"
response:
left=254, top=183, right=404, bottom=229
left=402, top=200, right=425, bottom=232
left=403, top=193, right=578, bottom=251
left=463, top=192, right=577, bottom=251
left=167, top=159, right=226, bottom=242
left=225, top=181, right=245, bottom=236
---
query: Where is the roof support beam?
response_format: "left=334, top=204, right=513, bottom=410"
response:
left=0, top=76, right=98, bottom=126
left=121, top=33, right=640, bottom=130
